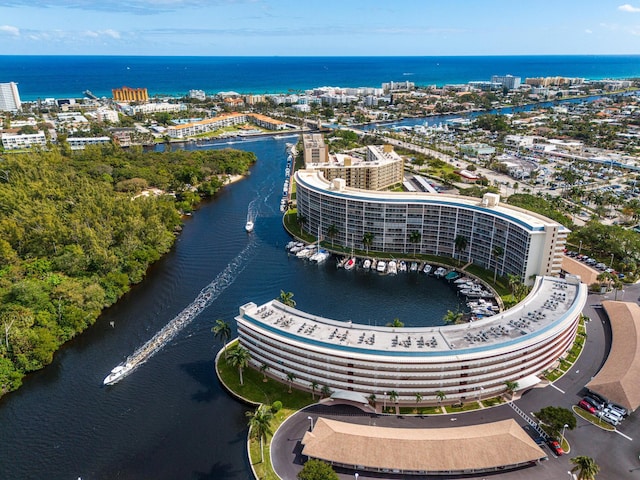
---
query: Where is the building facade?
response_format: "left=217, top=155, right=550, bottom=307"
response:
left=236, top=276, right=587, bottom=405
left=294, top=170, right=567, bottom=283
left=0, top=82, right=22, bottom=112
left=1, top=131, right=46, bottom=150
left=112, top=86, right=149, bottom=102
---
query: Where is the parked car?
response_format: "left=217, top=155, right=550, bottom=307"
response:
left=578, top=399, right=596, bottom=414
left=547, top=439, right=564, bottom=456
left=600, top=411, right=620, bottom=426
left=583, top=396, right=605, bottom=411
left=607, top=403, right=627, bottom=417
left=603, top=407, right=624, bottom=422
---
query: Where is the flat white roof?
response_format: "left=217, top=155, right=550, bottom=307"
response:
left=238, top=276, right=587, bottom=358
left=296, top=169, right=565, bottom=232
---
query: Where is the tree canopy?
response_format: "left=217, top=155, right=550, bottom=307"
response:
left=297, top=459, right=339, bottom=480
left=0, top=145, right=255, bottom=397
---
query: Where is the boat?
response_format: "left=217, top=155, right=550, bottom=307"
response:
left=423, top=264, right=432, bottom=274
left=434, top=267, right=447, bottom=278
left=387, top=260, right=398, bottom=275
left=245, top=220, right=254, bottom=232
left=344, top=257, right=356, bottom=270
left=363, top=258, right=372, bottom=269
left=410, top=261, right=418, bottom=272
left=103, top=363, right=134, bottom=385
left=312, top=249, right=330, bottom=263
left=399, top=260, right=407, bottom=272
left=376, top=260, right=387, bottom=273
left=445, top=271, right=459, bottom=281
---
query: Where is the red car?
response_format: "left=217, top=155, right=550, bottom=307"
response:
left=547, top=440, right=564, bottom=456
left=578, top=399, right=596, bottom=414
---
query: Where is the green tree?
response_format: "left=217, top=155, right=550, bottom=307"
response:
left=310, top=380, right=319, bottom=399
left=415, top=392, right=423, bottom=412
left=227, top=346, right=250, bottom=386
left=443, top=309, right=464, bottom=325
left=492, top=245, right=504, bottom=283
left=246, top=405, right=273, bottom=463
left=386, top=317, right=404, bottom=328
left=279, top=290, right=296, bottom=307
left=297, top=459, right=339, bottom=480
left=409, top=230, right=421, bottom=256
left=286, top=371, right=296, bottom=393
left=454, top=234, right=468, bottom=265
left=436, top=390, right=447, bottom=404
left=260, top=363, right=269, bottom=382
left=326, top=224, right=338, bottom=247
left=504, top=380, right=519, bottom=399
left=211, top=318, right=231, bottom=359
left=535, top=406, right=576, bottom=439
left=570, top=455, right=600, bottom=480
left=321, top=384, right=332, bottom=398
left=362, top=232, right=374, bottom=254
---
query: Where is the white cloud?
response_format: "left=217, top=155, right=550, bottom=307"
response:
left=585, top=29, right=593, bottom=34
left=0, top=25, right=20, bottom=36
left=618, top=4, right=640, bottom=12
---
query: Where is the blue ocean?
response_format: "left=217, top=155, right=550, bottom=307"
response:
left=2, top=55, right=640, bottom=101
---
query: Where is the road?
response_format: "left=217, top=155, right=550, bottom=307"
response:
left=270, top=282, right=640, bottom=480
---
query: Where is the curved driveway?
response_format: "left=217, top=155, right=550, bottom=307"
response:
left=271, top=283, right=640, bottom=479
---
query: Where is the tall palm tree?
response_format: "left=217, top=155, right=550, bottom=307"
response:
left=310, top=380, right=319, bottom=399
left=389, top=390, right=399, bottom=403
left=227, top=346, right=250, bottom=386
left=367, top=393, right=377, bottom=407
left=409, top=230, right=421, bottom=257
left=435, top=390, right=446, bottom=404
left=279, top=290, right=296, bottom=307
left=504, top=380, right=519, bottom=399
left=260, top=363, right=269, bottom=382
left=492, top=245, right=504, bottom=283
left=362, top=232, right=374, bottom=254
left=326, top=224, right=338, bottom=247
left=321, top=384, right=332, bottom=398
left=454, top=234, right=468, bottom=265
left=286, top=371, right=296, bottom=393
left=414, top=392, right=423, bottom=413
left=212, top=319, right=231, bottom=359
left=246, top=405, right=273, bottom=463
left=570, top=456, right=600, bottom=480
left=443, top=309, right=463, bottom=325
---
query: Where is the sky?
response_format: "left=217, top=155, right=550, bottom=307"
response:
left=1, top=0, right=640, bottom=56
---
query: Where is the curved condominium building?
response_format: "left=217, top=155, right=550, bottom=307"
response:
left=236, top=276, right=587, bottom=405
left=294, top=169, right=568, bottom=285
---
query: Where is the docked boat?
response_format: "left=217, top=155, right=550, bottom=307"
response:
left=362, top=258, right=372, bottom=269
left=399, top=260, right=407, bottom=272
left=387, top=260, right=398, bottom=275
left=245, top=220, right=254, bottom=232
left=344, top=257, right=356, bottom=270
left=310, top=249, right=330, bottom=263
left=410, top=261, right=418, bottom=272
left=376, top=260, right=387, bottom=273
left=423, top=264, right=432, bottom=274
left=434, top=267, right=447, bottom=278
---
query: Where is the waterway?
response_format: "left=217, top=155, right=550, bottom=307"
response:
left=0, top=135, right=466, bottom=479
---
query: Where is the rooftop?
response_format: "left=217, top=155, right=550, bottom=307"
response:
left=238, top=276, right=586, bottom=358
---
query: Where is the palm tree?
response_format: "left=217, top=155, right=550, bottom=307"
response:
left=326, top=224, right=338, bottom=247
left=310, top=380, right=319, bottom=399
left=367, top=393, right=377, bottom=408
left=570, top=456, right=600, bottom=480
left=414, top=392, right=423, bottom=413
left=246, top=405, right=273, bottom=463
left=321, top=384, right=332, bottom=398
left=279, top=290, right=296, bottom=307
left=227, top=346, right=250, bottom=386
left=260, top=363, right=269, bottom=382
left=297, top=214, right=307, bottom=228
left=386, top=317, right=404, bottom=328
left=286, top=371, right=296, bottom=393
left=504, top=380, right=519, bottom=399
left=211, top=319, right=231, bottom=359
left=362, top=232, right=374, bottom=254
left=454, top=234, right=468, bottom=265
left=435, top=390, right=446, bottom=404
left=443, top=309, right=464, bottom=325
left=409, top=230, right=421, bottom=257
left=492, top=245, right=504, bottom=283
left=389, top=390, right=399, bottom=403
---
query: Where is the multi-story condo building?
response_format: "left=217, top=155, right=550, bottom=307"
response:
left=112, top=86, right=149, bottom=102
left=166, top=113, right=286, bottom=139
left=491, top=75, right=521, bottom=90
left=305, top=144, right=404, bottom=191
left=0, top=82, right=21, bottom=112
left=303, top=133, right=329, bottom=165
left=1, top=131, right=46, bottom=150
left=236, top=275, right=587, bottom=405
left=66, top=136, right=111, bottom=150
left=294, top=170, right=568, bottom=284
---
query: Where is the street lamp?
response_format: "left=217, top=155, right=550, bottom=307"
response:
left=610, top=253, right=615, bottom=269
left=307, top=416, right=314, bottom=431
left=383, top=392, right=387, bottom=411
left=560, top=423, right=569, bottom=449
left=578, top=240, right=583, bottom=255
left=354, top=473, right=359, bottom=480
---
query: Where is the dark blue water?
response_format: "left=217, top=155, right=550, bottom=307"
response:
left=3, top=55, right=640, bottom=100
left=0, top=135, right=465, bottom=479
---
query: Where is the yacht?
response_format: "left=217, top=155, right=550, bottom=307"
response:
left=103, top=363, right=133, bottom=385
left=387, top=260, right=398, bottom=275
left=376, top=260, right=387, bottom=273
left=423, top=264, right=432, bottom=274
left=434, top=267, right=447, bottom=278
left=245, top=220, right=254, bottom=232
left=362, top=258, right=372, bottom=269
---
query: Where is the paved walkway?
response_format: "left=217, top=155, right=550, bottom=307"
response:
left=270, top=283, right=640, bottom=479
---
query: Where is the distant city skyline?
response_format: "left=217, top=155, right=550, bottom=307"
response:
left=1, top=1, right=640, bottom=56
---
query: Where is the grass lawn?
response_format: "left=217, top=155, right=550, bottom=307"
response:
left=572, top=406, right=616, bottom=431
left=445, top=401, right=481, bottom=413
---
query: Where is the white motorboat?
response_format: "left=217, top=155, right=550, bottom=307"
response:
left=363, top=259, right=372, bottom=269
left=312, top=249, right=331, bottom=263
left=387, top=260, right=398, bottom=275
left=398, top=261, right=407, bottom=272
left=434, top=267, right=447, bottom=278
left=103, top=363, right=133, bottom=385
left=423, top=264, right=432, bottom=274
left=410, top=261, right=418, bottom=272
left=344, top=257, right=356, bottom=270
left=245, top=220, right=254, bottom=232
left=376, top=260, right=387, bottom=273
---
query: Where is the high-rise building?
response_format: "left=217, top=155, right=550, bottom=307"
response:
left=112, top=86, right=149, bottom=102
left=0, top=82, right=21, bottom=112
left=491, top=75, right=521, bottom=90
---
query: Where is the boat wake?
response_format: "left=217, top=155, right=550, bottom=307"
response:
left=104, top=238, right=258, bottom=385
